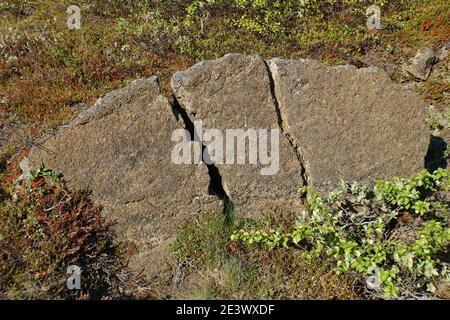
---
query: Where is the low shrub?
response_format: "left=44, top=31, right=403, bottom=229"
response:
left=172, top=211, right=360, bottom=299
left=231, top=168, right=450, bottom=299
left=0, top=165, right=129, bottom=299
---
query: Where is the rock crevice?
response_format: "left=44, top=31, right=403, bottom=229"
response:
left=171, top=95, right=231, bottom=209
left=264, top=59, right=309, bottom=193
left=171, top=53, right=306, bottom=218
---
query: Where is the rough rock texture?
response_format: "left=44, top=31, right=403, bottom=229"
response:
left=26, top=77, right=220, bottom=280
left=269, top=58, right=430, bottom=193
left=171, top=54, right=305, bottom=217
left=402, top=47, right=436, bottom=80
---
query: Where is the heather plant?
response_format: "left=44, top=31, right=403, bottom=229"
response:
left=0, top=165, right=136, bottom=299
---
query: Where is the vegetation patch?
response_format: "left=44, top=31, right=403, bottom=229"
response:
left=0, top=165, right=152, bottom=299
left=231, top=169, right=450, bottom=299
left=172, top=212, right=360, bottom=299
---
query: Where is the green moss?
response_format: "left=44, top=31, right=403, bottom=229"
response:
left=1, top=0, right=448, bottom=300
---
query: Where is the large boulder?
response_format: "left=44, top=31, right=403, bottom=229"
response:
left=171, top=54, right=305, bottom=218
left=22, top=54, right=431, bottom=281
left=25, top=77, right=219, bottom=280
left=269, top=58, right=430, bottom=193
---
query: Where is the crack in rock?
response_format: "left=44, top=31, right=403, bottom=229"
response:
left=170, top=54, right=305, bottom=218
left=263, top=59, right=310, bottom=192
left=171, top=96, right=234, bottom=217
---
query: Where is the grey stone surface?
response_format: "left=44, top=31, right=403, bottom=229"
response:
left=26, top=77, right=220, bottom=280
left=22, top=54, right=432, bottom=281
left=269, top=58, right=430, bottom=193
left=402, top=47, right=437, bottom=80
left=171, top=54, right=305, bottom=218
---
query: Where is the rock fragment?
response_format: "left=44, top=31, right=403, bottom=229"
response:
left=402, top=47, right=437, bottom=81
left=27, top=77, right=220, bottom=280
left=172, top=54, right=305, bottom=217
left=269, top=58, right=430, bottom=193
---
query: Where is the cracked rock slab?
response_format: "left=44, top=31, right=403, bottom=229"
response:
left=26, top=77, right=220, bottom=280
left=171, top=54, right=305, bottom=217
left=269, top=58, right=430, bottom=194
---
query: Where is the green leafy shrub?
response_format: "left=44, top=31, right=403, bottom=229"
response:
left=231, top=168, right=450, bottom=299
left=184, top=0, right=391, bottom=36
left=172, top=212, right=360, bottom=299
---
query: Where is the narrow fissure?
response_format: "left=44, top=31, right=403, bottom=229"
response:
left=262, top=59, right=309, bottom=201
left=170, top=96, right=235, bottom=223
